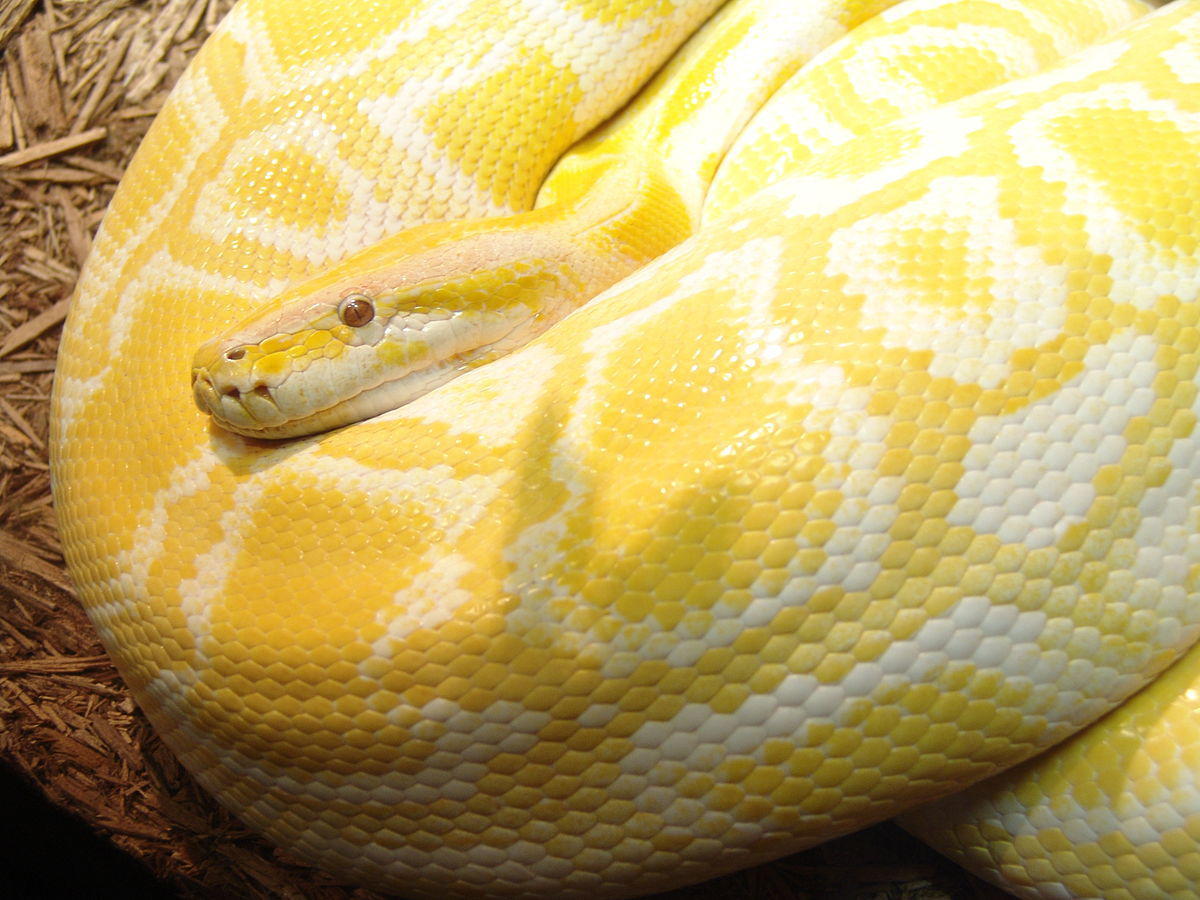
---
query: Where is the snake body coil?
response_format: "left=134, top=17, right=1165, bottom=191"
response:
left=51, top=0, right=1200, bottom=896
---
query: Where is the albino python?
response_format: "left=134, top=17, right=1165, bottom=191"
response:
left=49, top=0, right=1200, bottom=895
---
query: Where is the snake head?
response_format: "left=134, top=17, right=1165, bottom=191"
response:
left=192, top=288, right=406, bottom=439
left=191, top=253, right=577, bottom=440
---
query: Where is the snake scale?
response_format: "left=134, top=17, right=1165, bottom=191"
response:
left=49, top=0, right=1200, bottom=895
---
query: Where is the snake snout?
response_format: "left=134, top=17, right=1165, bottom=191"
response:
left=192, top=369, right=271, bottom=409
left=190, top=334, right=280, bottom=433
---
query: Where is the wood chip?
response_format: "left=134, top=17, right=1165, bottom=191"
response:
left=0, top=358, right=56, bottom=375
left=72, top=27, right=132, bottom=133
left=0, top=531, right=69, bottom=590
left=24, top=245, right=79, bottom=279
left=0, top=125, right=105, bottom=167
left=0, top=0, right=38, bottom=53
left=4, top=164, right=100, bottom=183
left=53, top=184, right=91, bottom=265
left=0, top=654, right=108, bottom=675
left=62, top=153, right=123, bottom=181
left=0, top=394, right=43, bottom=448
left=94, top=817, right=170, bottom=841
left=0, top=420, right=30, bottom=446
left=88, top=713, right=145, bottom=772
left=0, top=64, right=16, bottom=151
left=47, top=729, right=111, bottom=771
left=0, top=295, right=70, bottom=358
left=175, top=0, right=210, bottom=44
left=11, top=16, right=67, bottom=135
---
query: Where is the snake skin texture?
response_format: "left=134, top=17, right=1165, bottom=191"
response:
left=49, top=0, right=1200, bottom=896
left=903, top=637, right=1200, bottom=898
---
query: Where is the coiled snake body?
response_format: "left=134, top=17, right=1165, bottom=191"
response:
left=50, top=0, right=1200, bottom=895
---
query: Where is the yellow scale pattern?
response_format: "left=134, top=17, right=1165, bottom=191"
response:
left=903, top=639, right=1200, bottom=897
left=49, top=0, right=1200, bottom=896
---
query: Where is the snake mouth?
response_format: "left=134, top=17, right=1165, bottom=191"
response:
left=191, top=366, right=284, bottom=436
left=192, top=358, right=464, bottom=440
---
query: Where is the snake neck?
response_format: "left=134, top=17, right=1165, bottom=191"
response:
left=191, top=159, right=693, bottom=440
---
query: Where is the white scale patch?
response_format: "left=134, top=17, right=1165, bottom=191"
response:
left=176, top=476, right=271, bottom=651
left=529, top=0, right=702, bottom=123
left=989, top=35, right=1129, bottom=103
left=949, top=324, right=1161, bottom=546
left=840, top=25, right=1040, bottom=112
left=773, top=105, right=983, bottom=218
left=401, top=341, right=564, bottom=444
left=1010, top=82, right=1200, bottom=309
left=873, top=598, right=1117, bottom=744
left=190, top=112, right=414, bottom=265
left=1133, top=438, right=1200, bottom=623
left=356, top=74, right=520, bottom=222
left=81, top=451, right=223, bottom=681
left=232, top=0, right=478, bottom=100
left=1000, top=0, right=1139, bottom=54
left=704, top=90, right=859, bottom=223
left=1162, top=12, right=1200, bottom=85
left=296, top=454, right=502, bottom=538
left=562, top=234, right=784, bottom=455
left=58, top=243, right=290, bottom=432
left=375, top=552, right=479, bottom=643
left=148, top=249, right=295, bottom=323
left=908, top=0, right=1120, bottom=60
left=139, top=439, right=303, bottom=658
left=826, top=174, right=1071, bottom=389
left=350, top=453, right=507, bottom=647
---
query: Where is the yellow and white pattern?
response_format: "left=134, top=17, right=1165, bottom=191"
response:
left=49, top=0, right=1200, bottom=896
left=902, top=637, right=1200, bottom=898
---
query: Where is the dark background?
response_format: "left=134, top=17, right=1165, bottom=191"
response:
left=0, top=761, right=173, bottom=899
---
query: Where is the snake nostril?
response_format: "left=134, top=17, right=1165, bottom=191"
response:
left=252, top=384, right=271, bottom=399
left=221, top=386, right=240, bottom=399
left=225, top=346, right=246, bottom=361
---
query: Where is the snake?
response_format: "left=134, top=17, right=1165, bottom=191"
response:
left=48, top=0, right=1200, bottom=895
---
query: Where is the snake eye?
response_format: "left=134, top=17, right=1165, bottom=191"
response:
left=338, top=293, right=375, bottom=327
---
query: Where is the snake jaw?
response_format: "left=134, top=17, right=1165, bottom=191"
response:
left=191, top=368, right=278, bottom=433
